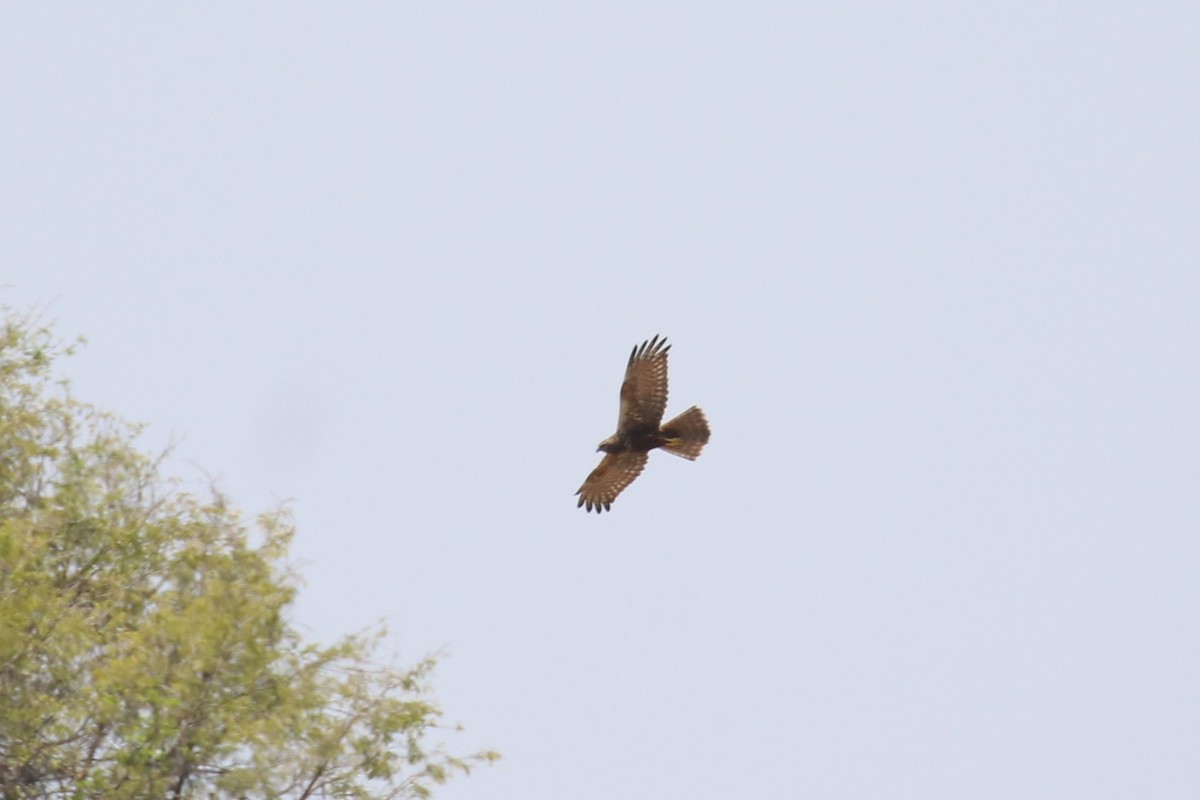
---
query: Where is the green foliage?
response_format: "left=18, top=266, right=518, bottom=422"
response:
left=0, top=310, right=498, bottom=799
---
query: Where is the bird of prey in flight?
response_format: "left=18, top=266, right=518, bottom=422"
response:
left=576, top=335, right=710, bottom=513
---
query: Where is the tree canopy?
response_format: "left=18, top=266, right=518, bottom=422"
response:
left=0, top=310, right=496, bottom=799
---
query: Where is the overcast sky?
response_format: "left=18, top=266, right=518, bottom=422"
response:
left=5, top=4, right=1199, bottom=798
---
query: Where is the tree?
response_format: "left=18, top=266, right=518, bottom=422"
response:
left=0, top=310, right=497, bottom=799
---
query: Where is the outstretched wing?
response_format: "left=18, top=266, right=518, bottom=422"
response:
left=575, top=452, right=650, bottom=513
left=616, top=335, right=671, bottom=433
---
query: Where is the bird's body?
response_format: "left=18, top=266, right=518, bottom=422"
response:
left=575, top=335, right=710, bottom=513
left=597, top=428, right=669, bottom=455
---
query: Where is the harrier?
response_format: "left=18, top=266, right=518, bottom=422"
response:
left=575, top=335, right=711, bottom=513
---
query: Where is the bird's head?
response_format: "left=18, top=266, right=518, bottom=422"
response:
left=596, top=434, right=620, bottom=453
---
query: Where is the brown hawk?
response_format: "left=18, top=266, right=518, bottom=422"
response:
left=575, top=335, right=711, bottom=513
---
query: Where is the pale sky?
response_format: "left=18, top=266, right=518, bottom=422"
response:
left=5, top=4, right=1200, bottom=798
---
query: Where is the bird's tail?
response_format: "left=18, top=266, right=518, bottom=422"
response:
left=659, top=406, right=711, bottom=460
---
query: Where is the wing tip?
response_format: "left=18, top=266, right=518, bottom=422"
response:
left=577, top=499, right=612, bottom=513
left=575, top=488, right=612, bottom=513
left=631, top=334, right=670, bottom=363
